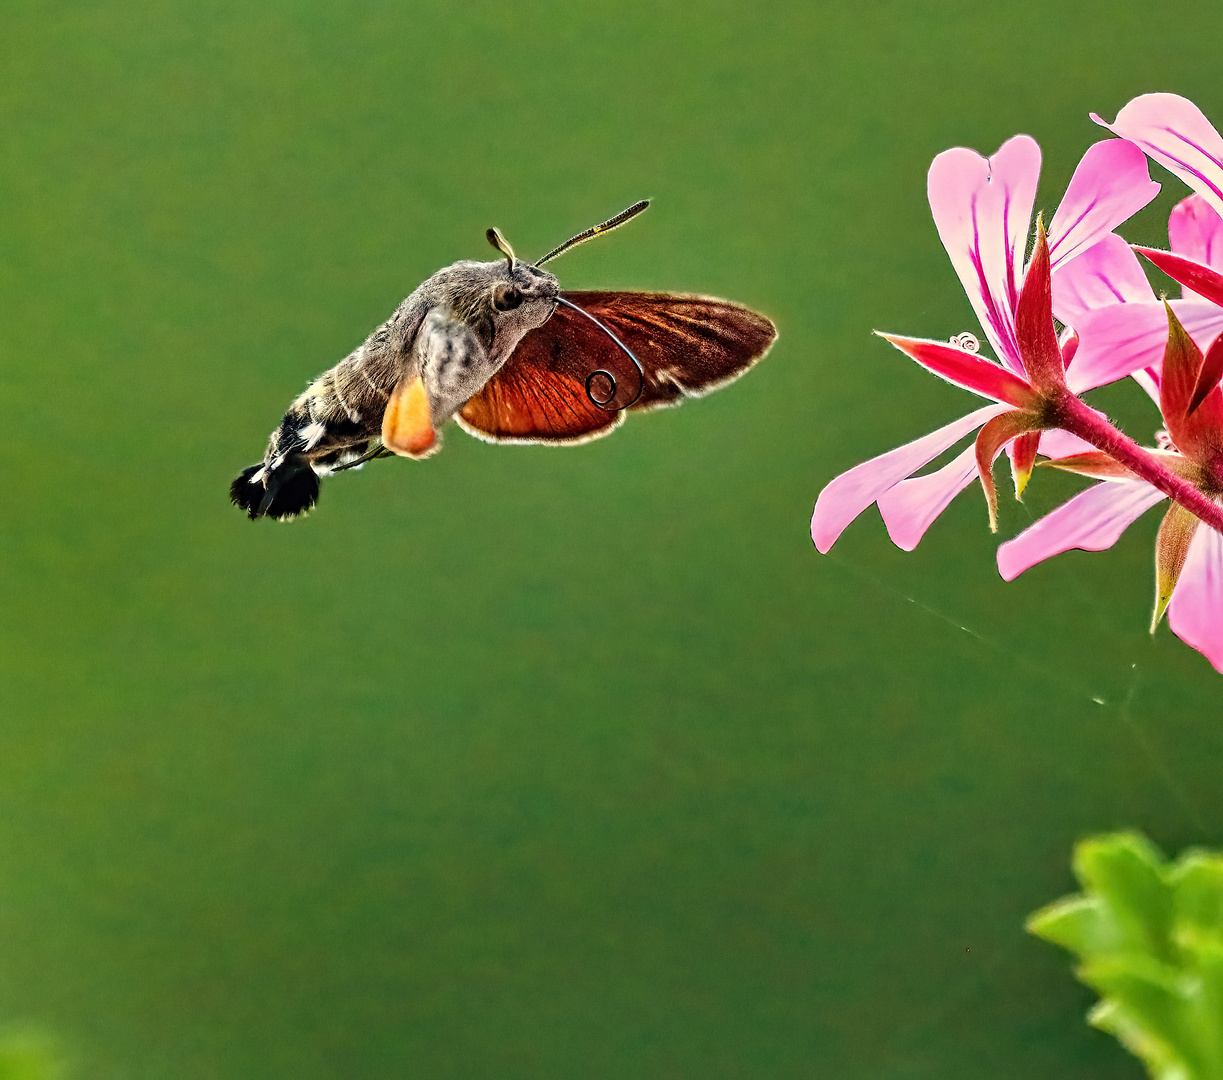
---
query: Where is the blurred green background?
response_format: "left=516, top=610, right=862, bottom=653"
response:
left=1, top=1, right=1221, bottom=1077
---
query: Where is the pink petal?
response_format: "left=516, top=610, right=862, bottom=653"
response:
left=878, top=334, right=1040, bottom=408
left=1167, top=523, right=1223, bottom=673
left=1168, top=194, right=1223, bottom=278
left=1051, top=234, right=1155, bottom=326
left=1094, top=94, right=1223, bottom=221
left=1065, top=299, right=1223, bottom=394
left=1047, top=140, right=1161, bottom=268
left=811, top=403, right=1009, bottom=554
left=1133, top=365, right=1161, bottom=404
left=879, top=416, right=1055, bottom=552
left=996, top=479, right=1166, bottom=581
left=1037, top=428, right=1096, bottom=458
left=877, top=443, right=979, bottom=551
left=927, top=136, right=1040, bottom=374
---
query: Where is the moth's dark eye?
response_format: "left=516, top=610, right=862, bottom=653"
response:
left=493, top=284, right=523, bottom=312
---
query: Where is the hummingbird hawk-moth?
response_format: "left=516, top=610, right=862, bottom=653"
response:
left=231, top=201, right=777, bottom=520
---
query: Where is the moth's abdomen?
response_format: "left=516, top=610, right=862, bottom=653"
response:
left=231, top=371, right=382, bottom=521
left=231, top=306, right=418, bottom=521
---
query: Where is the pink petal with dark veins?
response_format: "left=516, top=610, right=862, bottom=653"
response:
left=1047, top=140, right=1160, bottom=268
left=1051, top=234, right=1155, bottom=327
left=1168, top=194, right=1223, bottom=280
left=1094, top=94, right=1223, bottom=221
left=1065, top=299, right=1223, bottom=394
left=928, top=137, right=1040, bottom=374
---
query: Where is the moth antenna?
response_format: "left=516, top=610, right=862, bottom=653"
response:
left=535, top=200, right=650, bottom=267
left=554, top=296, right=644, bottom=410
left=486, top=226, right=517, bottom=270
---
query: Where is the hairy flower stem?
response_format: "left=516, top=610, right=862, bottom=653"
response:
left=1050, top=390, right=1223, bottom=533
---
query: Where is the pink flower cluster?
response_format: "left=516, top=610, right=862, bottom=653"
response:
left=812, top=93, right=1223, bottom=672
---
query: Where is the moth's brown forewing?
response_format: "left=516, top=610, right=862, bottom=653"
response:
left=457, top=292, right=776, bottom=444
left=563, top=291, right=778, bottom=408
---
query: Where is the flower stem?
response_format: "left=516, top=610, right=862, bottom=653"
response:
left=1051, top=391, right=1223, bottom=533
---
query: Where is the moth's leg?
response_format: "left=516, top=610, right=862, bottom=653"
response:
left=383, top=309, right=491, bottom=457
left=321, top=443, right=397, bottom=473
left=418, top=310, right=494, bottom=423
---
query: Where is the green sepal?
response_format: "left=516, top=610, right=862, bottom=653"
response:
left=1153, top=502, right=1201, bottom=633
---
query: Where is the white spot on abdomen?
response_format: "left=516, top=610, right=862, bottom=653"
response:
left=299, top=421, right=327, bottom=449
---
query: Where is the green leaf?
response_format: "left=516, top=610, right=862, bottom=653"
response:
left=1074, top=832, right=1176, bottom=962
left=1187, top=939, right=1223, bottom=1074
left=1081, top=955, right=1203, bottom=1080
left=1030, top=832, right=1223, bottom=1080
left=1173, top=854, right=1223, bottom=941
left=1027, top=895, right=1127, bottom=956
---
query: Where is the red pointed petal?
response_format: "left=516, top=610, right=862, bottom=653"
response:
left=1188, top=331, right=1223, bottom=416
left=1168, top=194, right=1223, bottom=274
left=1160, top=301, right=1202, bottom=418
left=975, top=411, right=1044, bottom=531
left=1157, top=303, right=1223, bottom=460
left=1010, top=430, right=1041, bottom=499
left=877, top=334, right=1039, bottom=409
left=1134, top=246, right=1223, bottom=308
left=1015, top=222, right=1066, bottom=393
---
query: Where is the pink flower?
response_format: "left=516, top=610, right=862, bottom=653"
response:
left=1072, top=94, right=1223, bottom=378
left=999, top=306, right=1223, bottom=672
left=812, top=136, right=1159, bottom=553
left=1057, top=193, right=1223, bottom=404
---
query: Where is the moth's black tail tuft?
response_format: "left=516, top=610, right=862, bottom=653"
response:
left=230, top=462, right=320, bottom=521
